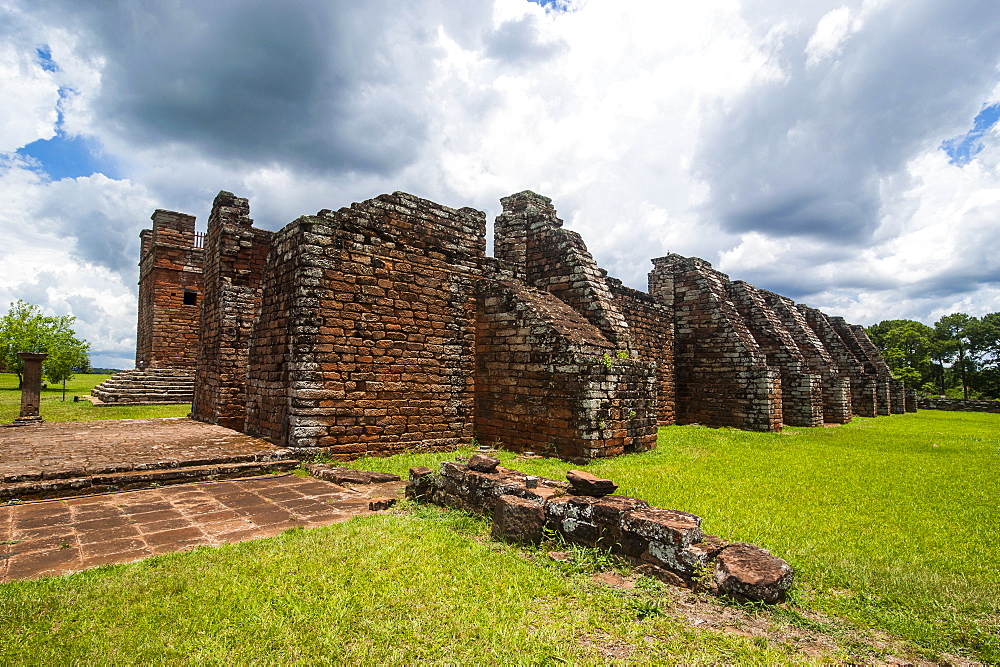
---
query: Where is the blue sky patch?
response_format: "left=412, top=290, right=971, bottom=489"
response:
left=36, top=45, right=59, bottom=72
left=17, top=133, right=117, bottom=181
left=527, top=0, right=569, bottom=11
left=15, top=74, right=119, bottom=180
left=940, top=102, right=1000, bottom=166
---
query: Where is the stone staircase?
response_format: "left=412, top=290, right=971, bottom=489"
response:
left=90, top=368, right=195, bottom=405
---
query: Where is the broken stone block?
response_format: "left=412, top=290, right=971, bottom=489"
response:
left=620, top=507, right=704, bottom=573
left=713, top=543, right=794, bottom=604
left=491, top=494, right=544, bottom=545
left=566, top=470, right=618, bottom=496
left=679, top=534, right=729, bottom=574
left=468, top=453, right=501, bottom=473
left=368, top=497, right=396, bottom=511
left=405, top=466, right=436, bottom=501
left=408, top=466, right=434, bottom=480
left=545, top=494, right=647, bottom=549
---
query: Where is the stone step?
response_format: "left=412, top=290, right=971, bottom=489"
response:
left=0, top=459, right=301, bottom=501
left=91, top=368, right=196, bottom=405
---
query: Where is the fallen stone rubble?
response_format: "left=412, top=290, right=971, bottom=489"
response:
left=406, top=456, right=793, bottom=604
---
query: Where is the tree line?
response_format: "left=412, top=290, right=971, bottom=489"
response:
left=867, top=313, right=1000, bottom=400
left=0, top=300, right=91, bottom=390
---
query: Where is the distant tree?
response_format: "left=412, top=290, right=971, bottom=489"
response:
left=935, top=313, right=979, bottom=399
left=0, top=300, right=90, bottom=390
left=867, top=319, right=940, bottom=390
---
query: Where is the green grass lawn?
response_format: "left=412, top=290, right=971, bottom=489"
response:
left=0, top=373, right=191, bottom=424
left=349, top=411, right=1000, bottom=662
left=1, top=410, right=997, bottom=662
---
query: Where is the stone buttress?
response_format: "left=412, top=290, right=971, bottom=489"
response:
left=476, top=192, right=659, bottom=461
left=649, top=255, right=781, bottom=431
left=727, top=281, right=823, bottom=427
left=191, top=191, right=274, bottom=430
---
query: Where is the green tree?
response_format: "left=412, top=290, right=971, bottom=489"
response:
left=0, top=300, right=90, bottom=390
left=935, top=313, right=978, bottom=399
left=867, top=319, right=941, bottom=390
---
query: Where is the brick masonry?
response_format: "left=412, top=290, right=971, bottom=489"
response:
left=649, top=255, right=781, bottom=431
left=134, top=189, right=903, bottom=460
left=191, top=192, right=273, bottom=430
left=245, top=193, right=485, bottom=459
left=799, top=306, right=879, bottom=418
left=135, top=209, right=204, bottom=369
left=758, top=289, right=851, bottom=424
left=727, top=281, right=822, bottom=427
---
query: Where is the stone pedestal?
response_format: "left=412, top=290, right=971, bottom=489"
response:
left=13, top=352, right=48, bottom=425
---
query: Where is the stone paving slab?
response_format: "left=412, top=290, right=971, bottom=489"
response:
left=0, top=474, right=406, bottom=582
left=0, top=418, right=292, bottom=484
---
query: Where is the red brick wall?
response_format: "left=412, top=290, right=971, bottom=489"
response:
left=245, top=192, right=485, bottom=457
left=135, top=209, right=203, bottom=369
left=650, top=255, right=782, bottom=432
left=606, top=277, right=675, bottom=426
left=475, top=275, right=657, bottom=462
left=192, top=191, right=273, bottom=430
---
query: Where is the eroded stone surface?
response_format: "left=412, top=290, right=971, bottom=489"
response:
left=467, top=453, right=500, bottom=473
left=714, top=542, right=794, bottom=604
left=0, top=418, right=292, bottom=491
left=491, top=494, right=545, bottom=545
left=566, top=470, right=618, bottom=497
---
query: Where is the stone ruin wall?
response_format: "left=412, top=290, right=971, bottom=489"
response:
left=606, top=278, right=675, bottom=426
left=474, top=274, right=657, bottom=461
left=245, top=193, right=485, bottom=458
left=727, top=280, right=823, bottom=428
left=190, top=192, right=273, bottom=430
left=649, top=254, right=782, bottom=432
left=476, top=192, right=660, bottom=461
left=135, top=209, right=203, bottom=369
left=136, top=188, right=906, bottom=461
left=799, top=306, right=880, bottom=418
left=758, top=290, right=852, bottom=424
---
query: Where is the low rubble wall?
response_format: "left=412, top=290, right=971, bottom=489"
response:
left=406, top=454, right=793, bottom=604
left=916, top=397, right=1000, bottom=413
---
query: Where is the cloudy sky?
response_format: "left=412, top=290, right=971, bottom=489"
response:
left=2, top=0, right=999, bottom=368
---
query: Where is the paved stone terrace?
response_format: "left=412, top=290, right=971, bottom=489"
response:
left=0, top=417, right=290, bottom=485
left=1, top=475, right=406, bottom=582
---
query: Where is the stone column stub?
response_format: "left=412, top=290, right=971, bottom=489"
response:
left=14, top=352, right=48, bottom=425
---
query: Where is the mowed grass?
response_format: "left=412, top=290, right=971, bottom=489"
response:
left=350, top=411, right=1000, bottom=661
left=2, top=508, right=815, bottom=664
left=0, top=373, right=190, bottom=424
left=1, top=409, right=996, bottom=662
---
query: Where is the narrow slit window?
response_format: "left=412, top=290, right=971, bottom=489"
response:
left=183, top=290, right=198, bottom=306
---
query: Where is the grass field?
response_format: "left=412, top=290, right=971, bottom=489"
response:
left=349, top=411, right=1000, bottom=662
left=0, top=373, right=191, bottom=424
left=1, top=409, right=997, bottom=662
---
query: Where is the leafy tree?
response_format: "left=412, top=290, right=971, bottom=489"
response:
left=935, top=313, right=978, bottom=399
left=868, top=314, right=1000, bottom=398
left=0, top=300, right=90, bottom=390
left=867, top=319, right=940, bottom=389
